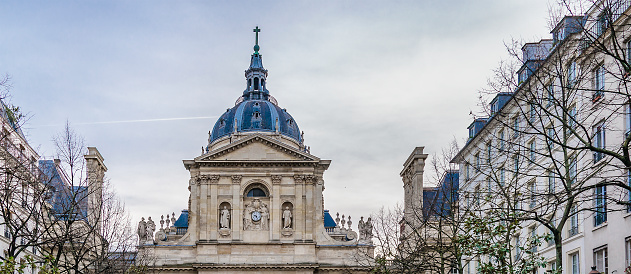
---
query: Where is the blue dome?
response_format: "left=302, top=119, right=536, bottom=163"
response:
left=209, top=99, right=301, bottom=145
left=208, top=28, right=302, bottom=148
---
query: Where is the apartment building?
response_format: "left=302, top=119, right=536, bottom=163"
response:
left=453, top=2, right=631, bottom=273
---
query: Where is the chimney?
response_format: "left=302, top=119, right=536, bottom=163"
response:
left=84, top=147, right=107, bottom=232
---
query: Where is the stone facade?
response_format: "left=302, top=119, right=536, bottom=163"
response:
left=138, top=28, right=373, bottom=273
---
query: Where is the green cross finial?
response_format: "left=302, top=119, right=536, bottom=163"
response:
left=253, top=26, right=261, bottom=54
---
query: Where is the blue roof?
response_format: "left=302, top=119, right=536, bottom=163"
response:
left=39, top=160, right=88, bottom=221
left=207, top=44, right=302, bottom=147
left=422, top=170, right=459, bottom=219
left=323, top=210, right=336, bottom=228
left=209, top=100, right=301, bottom=145
left=174, top=209, right=189, bottom=228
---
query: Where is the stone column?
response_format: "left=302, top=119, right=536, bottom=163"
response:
left=304, top=175, right=315, bottom=241
left=209, top=175, right=219, bottom=241
left=271, top=175, right=282, bottom=241
left=294, top=175, right=304, bottom=240
left=199, top=175, right=209, bottom=240
left=231, top=175, right=242, bottom=241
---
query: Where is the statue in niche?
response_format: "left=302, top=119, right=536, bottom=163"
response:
left=282, top=206, right=292, bottom=229
left=243, top=198, right=269, bottom=230
left=137, top=217, right=147, bottom=243
left=220, top=206, right=230, bottom=229
left=146, top=217, right=156, bottom=242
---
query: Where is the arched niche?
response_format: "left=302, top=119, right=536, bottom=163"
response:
left=218, top=202, right=231, bottom=229
left=281, top=201, right=294, bottom=229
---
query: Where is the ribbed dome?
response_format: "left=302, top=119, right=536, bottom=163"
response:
left=209, top=99, right=301, bottom=144
left=207, top=27, right=303, bottom=150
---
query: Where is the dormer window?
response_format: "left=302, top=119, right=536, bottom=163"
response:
left=253, top=112, right=261, bottom=119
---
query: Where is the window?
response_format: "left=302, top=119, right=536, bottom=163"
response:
left=487, top=177, right=492, bottom=194
left=513, top=117, right=520, bottom=138
left=593, top=246, right=608, bottom=274
left=569, top=204, right=579, bottom=236
left=475, top=153, right=480, bottom=170
left=474, top=185, right=480, bottom=207
left=568, top=61, right=577, bottom=87
left=548, top=170, right=555, bottom=194
left=595, top=185, right=607, bottom=226
left=486, top=142, right=492, bottom=164
left=568, top=105, right=577, bottom=129
left=569, top=156, right=577, bottom=185
left=546, top=83, right=554, bottom=107
left=247, top=188, right=266, bottom=197
left=626, top=103, right=631, bottom=136
left=529, top=103, right=536, bottom=122
left=625, top=237, right=631, bottom=268
left=529, top=141, right=536, bottom=163
left=499, top=130, right=505, bottom=152
left=597, top=13, right=608, bottom=36
left=628, top=170, right=631, bottom=213
left=547, top=126, right=555, bottom=149
left=548, top=260, right=557, bottom=273
left=593, top=65, right=605, bottom=101
left=3, top=225, right=10, bottom=239
left=627, top=40, right=631, bottom=64
left=593, top=122, right=605, bottom=163
left=513, top=156, right=519, bottom=176
left=529, top=181, right=536, bottom=209
left=500, top=166, right=505, bottom=187
left=529, top=227, right=537, bottom=253
left=570, top=252, right=580, bottom=274
left=465, top=163, right=471, bottom=181
left=515, top=236, right=522, bottom=261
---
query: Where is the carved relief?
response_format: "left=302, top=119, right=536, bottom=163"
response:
left=243, top=198, right=269, bottom=231
left=210, top=175, right=220, bottom=184
left=293, top=175, right=305, bottom=184
left=232, top=175, right=243, bottom=185
left=304, top=175, right=315, bottom=185
left=271, top=175, right=282, bottom=185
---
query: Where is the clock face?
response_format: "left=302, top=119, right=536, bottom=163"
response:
left=251, top=211, right=262, bottom=222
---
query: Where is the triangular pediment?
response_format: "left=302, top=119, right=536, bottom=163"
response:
left=195, top=134, right=319, bottom=162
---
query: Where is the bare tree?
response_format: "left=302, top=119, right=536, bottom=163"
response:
left=38, top=122, right=136, bottom=273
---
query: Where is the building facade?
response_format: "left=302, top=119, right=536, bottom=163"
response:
left=138, top=28, right=373, bottom=273
left=453, top=2, right=631, bottom=273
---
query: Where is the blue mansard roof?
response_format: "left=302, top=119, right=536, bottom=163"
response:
left=39, top=160, right=88, bottom=221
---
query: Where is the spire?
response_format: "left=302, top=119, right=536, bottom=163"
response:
left=243, top=26, right=269, bottom=101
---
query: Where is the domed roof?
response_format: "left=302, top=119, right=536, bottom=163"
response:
left=209, top=99, right=301, bottom=144
left=207, top=26, right=302, bottom=148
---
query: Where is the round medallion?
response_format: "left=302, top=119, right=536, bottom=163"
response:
left=251, top=211, right=262, bottom=222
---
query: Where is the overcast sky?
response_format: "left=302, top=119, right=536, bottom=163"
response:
left=0, top=1, right=553, bottom=228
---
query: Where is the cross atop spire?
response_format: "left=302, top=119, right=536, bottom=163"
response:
left=253, top=26, right=261, bottom=54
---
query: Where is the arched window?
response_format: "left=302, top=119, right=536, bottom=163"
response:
left=254, top=78, right=260, bottom=90
left=247, top=188, right=266, bottom=197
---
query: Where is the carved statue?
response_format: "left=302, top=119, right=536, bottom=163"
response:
left=358, top=217, right=365, bottom=238
left=137, top=217, right=146, bottom=243
left=364, top=217, right=373, bottom=240
left=146, top=217, right=156, bottom=242
left=282, top=206, right=292, bottom=229
left=220, top=206, right=230, bottom=229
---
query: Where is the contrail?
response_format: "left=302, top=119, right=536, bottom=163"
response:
left=30, top=116, right=219, bottom=128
